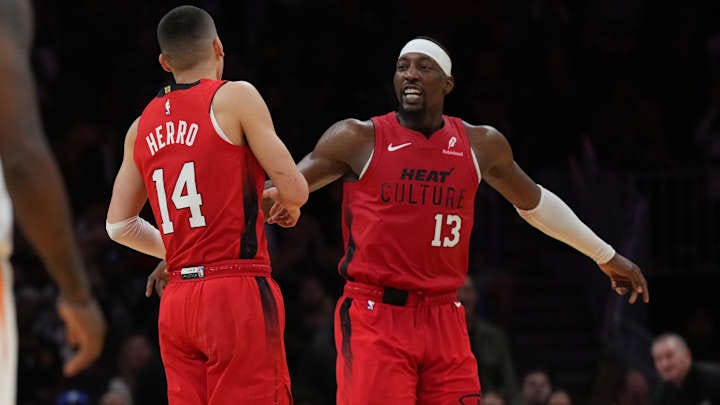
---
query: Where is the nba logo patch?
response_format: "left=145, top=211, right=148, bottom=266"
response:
left=367, top=300, right=375, bottom=310
left=165, top=99, right=171, bottom=116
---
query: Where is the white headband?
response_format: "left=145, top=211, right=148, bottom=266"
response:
left=398, top=38, right=452, bottom=76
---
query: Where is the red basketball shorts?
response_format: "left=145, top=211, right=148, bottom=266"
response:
left=335, top=281, right=481, bottom=405
left=159, top=269, right=292, bottom=405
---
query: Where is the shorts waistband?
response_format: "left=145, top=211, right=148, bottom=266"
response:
left=343, top=281, right=458, bottom=307
left=169, top=261, right=271, bottom=282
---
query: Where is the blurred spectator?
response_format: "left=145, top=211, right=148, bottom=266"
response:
left=614, top=368, right=650, bottom=405
left=548, top=389, right=572, bottom=405
left=588, top=352, right=651, bottom=405
left=520, top=368, right=553, bottom=405
left=681, top=305, right=718, bottom=362
left=99, top=391, right=130, bottom=405
left=105, top=333, right=153, bottom=405
left=458, top=274, right=520, bottom=405
left=651, top=332, right=720, bottom=404
left=483, top=389, right=509, bottom=405
left=131, top=351, right=167, bottom=405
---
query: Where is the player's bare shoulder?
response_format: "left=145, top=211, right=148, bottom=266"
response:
left=213, top=80, right=255, bottom=106
left=316, top=118, right=374, bottom=175
left=463, top=123, right=506, bottom=145
left=127, top=117, right=140, bottom=141
left=462, top=122, right=513, bottom=172
left=211, top=81, right=265, bottom=145
left=323, top=118, right=374, bottom=144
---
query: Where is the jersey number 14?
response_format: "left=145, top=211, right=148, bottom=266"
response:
left=152, top=162, right=206, bottom=234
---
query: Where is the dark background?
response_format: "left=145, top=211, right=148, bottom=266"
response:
left=12, top=0, right=720, bottom=404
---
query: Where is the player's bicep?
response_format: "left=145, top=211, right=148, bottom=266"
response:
left=107, top=160, right=147, bottom=222
left=297, top=148, right=347, bottom=192
left=297, top=121, right=359, bottom=191
left=470, top=126, right=540, bottom=210
left=107, top=120, right=147, bottom=222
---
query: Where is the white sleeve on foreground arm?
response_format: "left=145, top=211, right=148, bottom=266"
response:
left=515, top=185, right=616, bottom=264
left=106, top=216, right=165, bottom=259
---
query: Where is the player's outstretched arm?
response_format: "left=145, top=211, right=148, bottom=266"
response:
left=0, top=0, right=105, bottom=376
left=296, top=119, right=371, bottom=191
left=467, top=124, right=649, bottom=304
left=265, top=119, right=372, bottom=225
left=106, top=118, right=165, bottom=259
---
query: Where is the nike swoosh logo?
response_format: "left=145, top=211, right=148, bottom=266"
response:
left=387, top=142, right=412, bottom=152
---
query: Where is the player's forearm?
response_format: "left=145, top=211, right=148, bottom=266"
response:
left=106, top=216, right=165, bottom=259
left=515, top=185, right=616, bottom=264
left=0, top=15, right=91, bottom=303
left=4, top=147, right=91, bottom=303
left=268, top=173, right=309, bottom=209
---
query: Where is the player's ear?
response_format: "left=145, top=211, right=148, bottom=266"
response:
left=158, top=54, right=172, bottom=73
left=444, top=75, right=454, bottom=95
left=213, top=37, right=224, bottom=59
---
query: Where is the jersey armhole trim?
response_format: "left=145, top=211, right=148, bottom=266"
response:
left=358, top=148, right=374, bottom=180
left=210, top=106, right=234, bottom=145
left=470, top=147, right=482, bottom=184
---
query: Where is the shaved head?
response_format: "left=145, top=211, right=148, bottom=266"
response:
left=157, top=5, right=217, bottom=71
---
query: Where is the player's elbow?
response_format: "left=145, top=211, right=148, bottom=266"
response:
left=106, top=217, right=133, bottom=242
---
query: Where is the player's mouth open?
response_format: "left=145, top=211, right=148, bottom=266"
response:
left=403, top=87, right=423, bottom=102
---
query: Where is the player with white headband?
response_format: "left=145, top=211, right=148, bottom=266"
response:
left=399, top=37, right=453, bottom=76
left=265, top=35, right=650, bottom=404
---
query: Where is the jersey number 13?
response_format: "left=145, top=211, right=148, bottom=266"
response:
left=431, top=213, right=461, bottom=247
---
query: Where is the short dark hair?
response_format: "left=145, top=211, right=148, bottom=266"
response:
left=157, top=5, right=217, bottom=70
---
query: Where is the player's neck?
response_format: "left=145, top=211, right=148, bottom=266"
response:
left=172, top=63, right=220, bottom=84
left=396, top=110, right=444, bottom=137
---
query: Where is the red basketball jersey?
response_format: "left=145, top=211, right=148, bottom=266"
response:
left=134, top=79, right=270, bottom=272
left=339, top=112, right=481, bottom=293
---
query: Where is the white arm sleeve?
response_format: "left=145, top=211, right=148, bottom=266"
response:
left=516, top=185, right=616, bottom=264
left=106, top=216, right=165, bottom=259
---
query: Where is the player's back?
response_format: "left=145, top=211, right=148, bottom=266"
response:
left=134, top=79, right=269, bottom=272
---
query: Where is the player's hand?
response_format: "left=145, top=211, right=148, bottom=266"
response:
left=263, top=187, right=301, bottom=228
left=261, top=180, right=275, bottom=218
left=598, top=253, right=649, bottom=304
left=56, top=296, right=106, bottom=377
left=266, top=202, right=300, bottom=228
left=146, top=260, right=169, bottom=298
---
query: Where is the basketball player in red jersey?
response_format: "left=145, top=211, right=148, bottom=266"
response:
left=265, top=36, right=649, bottom=404
left=106, top=5, right=308, bottom=405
